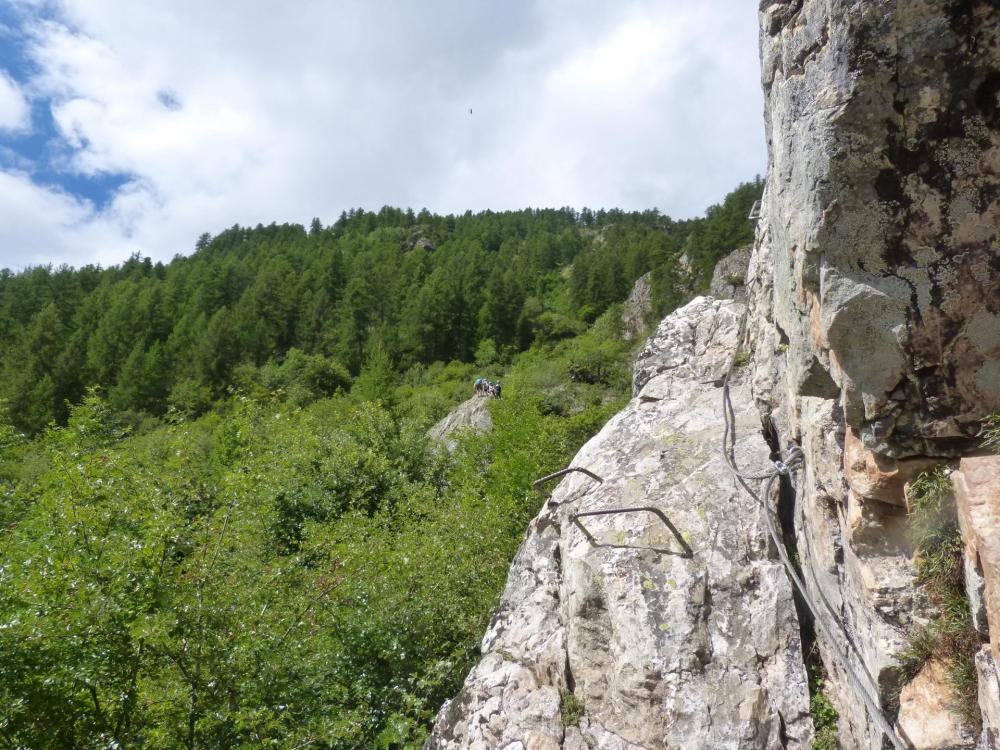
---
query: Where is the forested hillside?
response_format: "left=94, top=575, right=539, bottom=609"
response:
left=0, top=179, right=761, bottom=434
left=0, top=179, right=761, bottom=749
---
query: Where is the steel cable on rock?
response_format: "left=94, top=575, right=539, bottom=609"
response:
left=718, top=323, right=912, bottom=750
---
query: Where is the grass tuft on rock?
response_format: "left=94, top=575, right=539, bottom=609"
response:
left=902, top=468, right=984, bottom=731
left=982, top=413, right=1000, bottom=451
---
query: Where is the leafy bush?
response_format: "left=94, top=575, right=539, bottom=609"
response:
left=0, top=318, right=634, bottom=748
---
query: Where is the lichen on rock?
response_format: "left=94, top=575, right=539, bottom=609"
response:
left=426, top=297, right=813, bottom=749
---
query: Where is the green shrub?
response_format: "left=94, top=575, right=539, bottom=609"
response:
left=560, top=690, right=585, bottom=726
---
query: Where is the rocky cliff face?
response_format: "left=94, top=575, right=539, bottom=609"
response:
left=426, top=3, right=999, bottom=748
left=426, top=297, right=813, bottom=749
left=749, top=1, right=1000, bottom=748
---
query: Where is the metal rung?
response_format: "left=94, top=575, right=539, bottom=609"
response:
left=747, top=199, right=762, bottom=221
left=533, top=467, right=604, bottom=508
left=571, top=506, right=693, bottom=558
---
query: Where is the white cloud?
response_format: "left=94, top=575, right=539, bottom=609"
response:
left=0, top=170, right=132, bottom=268
left=0, top=71, right=30, bottom=131
left=0, top=0, right=765, bottom=269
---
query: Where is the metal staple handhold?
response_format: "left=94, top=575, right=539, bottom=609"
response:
left=571, top=505, right=693, bottom=558
left=533, top=467, right=603, bottom=507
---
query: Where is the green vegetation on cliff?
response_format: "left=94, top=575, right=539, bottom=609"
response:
left=0, top=329, right=628, bottom=748
left=0, top=180, right=761, bottom=747
left=0, top=180, right=760, bottom=435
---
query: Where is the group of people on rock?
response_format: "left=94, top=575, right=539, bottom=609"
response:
left=474, top=377, right=502, bottom=399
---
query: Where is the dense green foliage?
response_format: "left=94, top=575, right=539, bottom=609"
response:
left=0, top=181, right=760, bottom=434
left=0, top=322, right=629, bottom=749
left=0, top=181, right=762, bottom=747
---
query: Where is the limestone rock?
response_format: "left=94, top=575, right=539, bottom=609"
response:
left=896, top=660, right=976, bottom=749
left=953, top=456, right=1000, bottom=664
left=426, top=297, right=813, bottom=749
left=621, top=272, right=652, bottom=342
left=753, top=0, right=1000, bottom=458
left=427, top=396, right=493, bottom=451
left=709, top=245, right=752, bottom=302
left=632, top=296, right=742, bottom=396
left=746, top=0, right=1000, bottom=745
left=843, top=429, right=942, bottom=507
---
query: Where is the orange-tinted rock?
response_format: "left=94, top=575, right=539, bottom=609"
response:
left=896, top=660, right=976, bottom=749
left=843, top=428, right=941, bottom=507
left=952, top=455, right=1000, bottom=665
left=846, top=490, right=910, bottom=555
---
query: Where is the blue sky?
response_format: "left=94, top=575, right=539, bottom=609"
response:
left=0, top=1, right=765, bottom=270
left=0, top=4, right=122, bottom=204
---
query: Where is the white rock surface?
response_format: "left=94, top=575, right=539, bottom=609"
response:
left=426, top=297, right=813, bottom=749
left=897, top=660, right=977, bottom=750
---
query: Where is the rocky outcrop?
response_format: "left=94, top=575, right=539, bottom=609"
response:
left=621, top=272, right=652, bottom=342
left=709, top=245, right=752, bottom=302
left=748, top=1, right=1000, bottom=747
left=425, top=4, right=999, bottom=748
left=426, top=297, right=812, bottom=749
left=632, top=297, right=743, bottom=395
left=428, top=396, right=493, bottom=450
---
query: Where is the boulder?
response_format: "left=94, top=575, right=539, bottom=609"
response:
left=896, top=660, right=976, bottom=749
left=427, top=396, right=493, bottom=451
left=843, top=428, right=942, bottom=507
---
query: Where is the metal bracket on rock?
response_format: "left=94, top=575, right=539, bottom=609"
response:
left=571, top=506, right=693, bottom=558
left=533, top=467, right=604, bottom=508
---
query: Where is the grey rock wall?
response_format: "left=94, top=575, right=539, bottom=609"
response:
left=426, top=297, right=813, bottom=749
left=621, top=272, right=653, bottom=342
left=749, top=1, right=1000, bottom=747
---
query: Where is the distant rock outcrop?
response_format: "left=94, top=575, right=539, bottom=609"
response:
left=620, top=272, right=652, bottom=342
left=427, top=396, right=493, bottom=450
left=426, top=297, right=812, bottom=749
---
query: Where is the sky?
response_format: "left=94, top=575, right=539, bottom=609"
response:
left=0, top=1, right=765, bottom=270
